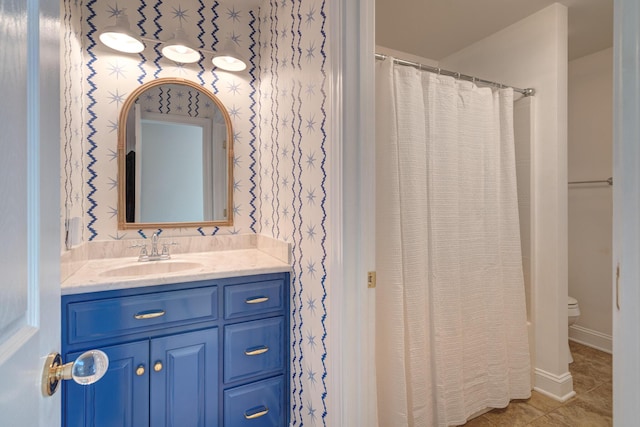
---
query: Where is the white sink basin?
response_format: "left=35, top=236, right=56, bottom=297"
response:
left=98, top=261, right=203, bottom=278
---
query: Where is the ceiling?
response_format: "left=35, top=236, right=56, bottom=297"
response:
left=376, top=0, right=613, bottom=61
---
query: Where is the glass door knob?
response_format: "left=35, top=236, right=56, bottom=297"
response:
left=42, top=350, right=109, bottom=397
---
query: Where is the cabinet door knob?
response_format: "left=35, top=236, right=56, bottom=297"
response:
left=154, top=361, right=163, bottom=372
left=136, top=365, right=145, bottom=376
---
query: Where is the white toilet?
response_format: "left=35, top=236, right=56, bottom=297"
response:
left=567, top=296, right=581, bottom=363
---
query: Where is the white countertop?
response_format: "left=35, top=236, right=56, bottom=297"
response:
left=61, top=249, right=291, bottom=295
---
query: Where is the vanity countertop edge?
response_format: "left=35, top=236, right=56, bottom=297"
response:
left=61, top=248, right=292, bottom=295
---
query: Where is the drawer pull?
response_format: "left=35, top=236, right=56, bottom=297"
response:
left=244, top=346, right=269, bottom=356
left=244, top=406, right=269, bottom=420
left=134, top=309, right=166, bottom=320
left=136, top=365, right=145, bottom=376
left=154, top=361, right=163, bottom=372
left=245, top=296, right=269, bottom=304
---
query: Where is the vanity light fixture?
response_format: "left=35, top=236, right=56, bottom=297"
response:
left=211, top=40, right=248, bottom=72
left=161, top=26, right=201, bottom=64
left=99, top=20, right=246, bottom=72
left=98, top=13, right=144, bottom=54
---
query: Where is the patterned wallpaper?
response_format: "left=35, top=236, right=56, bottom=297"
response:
left=62, top=0, right=331, bottom=425
left=61, top=0, right=87, bottom=247
left=63, top=0, right=259, bottom=242
left=258, top=1, right=330, bottom=425
left=135, top=84, right=225, bottom=123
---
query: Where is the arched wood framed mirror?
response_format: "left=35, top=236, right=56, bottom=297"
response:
left=117, top=78, right=233, bottom=230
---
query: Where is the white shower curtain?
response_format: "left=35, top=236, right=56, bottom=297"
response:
left=375, top=58, right=531, bottom=427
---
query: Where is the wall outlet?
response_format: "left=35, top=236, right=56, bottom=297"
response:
left=65, top=216, right=82, bottom=248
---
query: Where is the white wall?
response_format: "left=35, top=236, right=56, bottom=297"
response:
left=514, top=97, right=534, bottom=324
left=441, top=4, right=572, bottom=401
left=514, top=97, right=535, bottom=385
left=374, top=45, right=439, bottom=67
left=568, top=48, right=613, bottom=353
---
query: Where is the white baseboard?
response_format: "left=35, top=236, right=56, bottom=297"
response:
left=569, top=324, right=612, bottom=354
left=533, top=368, right=576, bottom=402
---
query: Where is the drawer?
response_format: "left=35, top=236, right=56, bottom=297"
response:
left=224, top=280, right=284, bottom=319
left=224, top=317, right=285, bottom=383
left=223, top=376, right=285, bottom=427
left=67, top=287, right=218, bottom=344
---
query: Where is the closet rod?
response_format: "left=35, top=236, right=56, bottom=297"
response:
left=375, top=53, right=536, bottom=97
left=568, top=177, right=613, bottom=186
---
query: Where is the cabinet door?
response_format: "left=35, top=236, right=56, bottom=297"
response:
left=150, top=328, right=219, bottom=427
left=64, top=341, right=149, bottom=427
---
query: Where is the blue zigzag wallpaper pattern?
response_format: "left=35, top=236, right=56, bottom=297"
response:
left=136, top=84, right=226, bottom=123
left=258, top=1, right=329, bottom=425
left=62, top=0, right=330, bottom=425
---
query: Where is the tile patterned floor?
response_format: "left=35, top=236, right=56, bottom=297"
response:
left=462, top=341, right=612, bottom=426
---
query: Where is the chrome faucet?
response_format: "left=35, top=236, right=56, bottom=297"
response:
left=150, top=232, right=160, bottom=258
left=131, top=232, right=176, bottom=262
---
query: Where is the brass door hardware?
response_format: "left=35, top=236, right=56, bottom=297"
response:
left=245, top=296, right=269, bottom=304
left=134, top=309, right=166, bottom=320
left=244, top=407, right=269, bottom=420
left=368, top=271, right=376, bottom=288
left=42, top=350, right=109, bottom=397
left=616, top=263, right=620, bottom=310
left=244, top=346, right=269, bottom=356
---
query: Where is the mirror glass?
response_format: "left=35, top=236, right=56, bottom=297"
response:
left=118, top=78, right=233, bottom=229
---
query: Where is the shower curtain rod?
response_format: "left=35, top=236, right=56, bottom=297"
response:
left=375, top=53, right=536, bottom=97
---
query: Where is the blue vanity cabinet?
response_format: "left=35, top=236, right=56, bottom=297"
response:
left=65, top=340, right=150, bottom=427
left=149, top=328, right=219, bottom=426
left=222, top=277, right=288, bottom=426
left=61, top=272, right=290, bottom=427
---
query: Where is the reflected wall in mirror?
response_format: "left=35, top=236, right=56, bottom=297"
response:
left=118, top=78, right=233, bottom=229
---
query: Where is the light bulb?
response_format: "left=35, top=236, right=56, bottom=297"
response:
left=99, top=32, right=145, bottom=53
left=161, top=27, right=201, bottom=63
left=98, top=14, right=145, bottom=54
left=212, top=55, right=247, bottom=71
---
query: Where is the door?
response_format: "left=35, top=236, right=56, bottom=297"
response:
left=64, top=341, right=149, bottom=427
left=612, top=0, right=640, bottom=424
left=0, top=0, right=61, bottom=426
left=150, top=328, right=219, bottom=427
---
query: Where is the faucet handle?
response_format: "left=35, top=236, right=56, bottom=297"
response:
left=129, top=242, right=149, bottom=261
left=160, top=241, right=179, bottom=258
left=138, top=246, right=149, bottom=261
